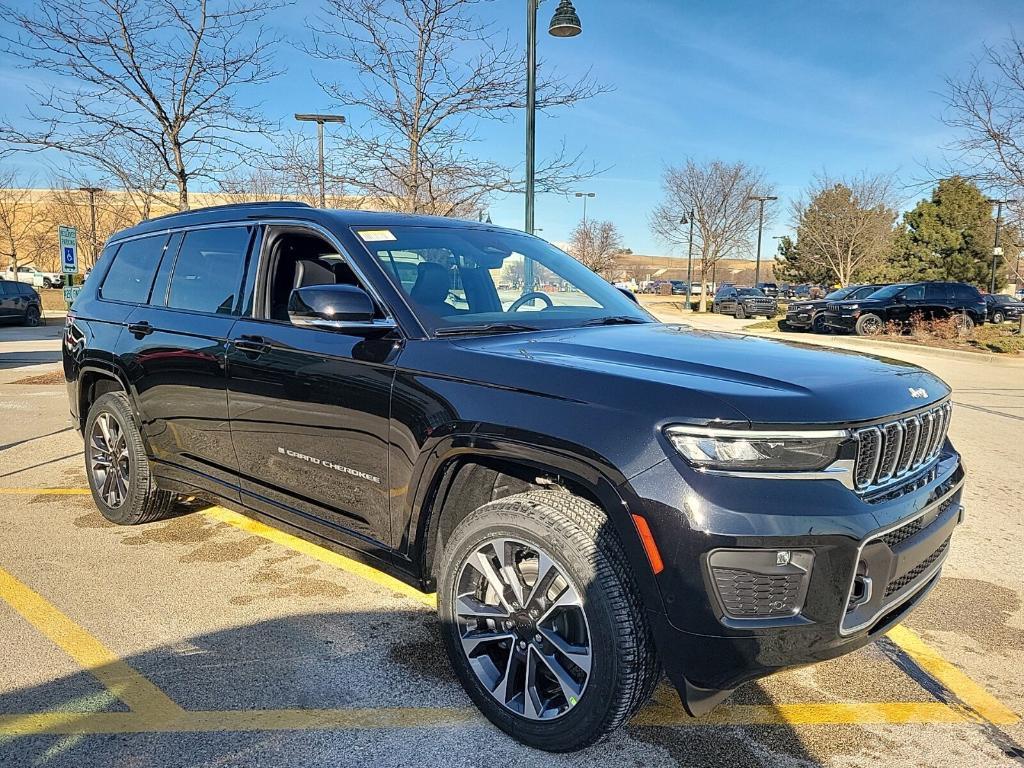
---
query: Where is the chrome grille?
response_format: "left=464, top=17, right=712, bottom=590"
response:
left=853, top=402, right=952, bottom=491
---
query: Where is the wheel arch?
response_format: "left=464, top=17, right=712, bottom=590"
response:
left=77, top=365, right=132, bottom=430
left=407, top=437, right=664, bottom=613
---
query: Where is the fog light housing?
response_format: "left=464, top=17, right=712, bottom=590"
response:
left=707, top=549, right=814, bottom=621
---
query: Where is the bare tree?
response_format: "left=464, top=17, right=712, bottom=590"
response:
left=791, top=173, right=898, bottom=285
left=567, top=219, right=626, bottom=277
left=46, top=181, right=139, bottom=268
left=304, top=0, right=606, bottom=216
left=944, top=33, right=1024, bottom=195
left=0, top=169, right=46, bottom=272
left=650, top=159, right=770, bottom=311
left=0, top=0, right=281, bottom=211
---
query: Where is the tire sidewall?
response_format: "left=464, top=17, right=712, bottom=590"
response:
left=438, top=503, right=625, bottom=751
left=856, top=313, right=882, bottom=335
left=992, top=311, right=1003, bottom=324
left=24, top=306, right=40, bottom=326
left=84, top=393, right=146, bottom=524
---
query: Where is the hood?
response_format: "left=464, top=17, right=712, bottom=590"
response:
left=454, top=323, right=950, bottom=426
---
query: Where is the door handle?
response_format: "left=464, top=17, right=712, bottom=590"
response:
left=127, top=321, right=154, bottom=338
left=233, top=335, right=271, bottom=356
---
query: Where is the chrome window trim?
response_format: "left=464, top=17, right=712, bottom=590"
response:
left=838, top=475, right=964, bottom=636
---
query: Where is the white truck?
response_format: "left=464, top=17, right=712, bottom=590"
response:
left=1, top=265, right=64, bottom=289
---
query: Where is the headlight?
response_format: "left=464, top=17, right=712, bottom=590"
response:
left=846, top=304, right=859, bottom=310
left=664, top=426, right=847, bottom=471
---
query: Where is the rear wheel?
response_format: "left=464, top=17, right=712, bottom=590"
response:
left=855, top=313, right=883, bottom=336
left=953, top=313, right=975, bottom=332
left=43, top=278, right=52, bottom=289
left=438, top=490, right=659, bottom=752
left=84, top=392, right=177, bottom=525
left=22, top=305, right=40, bottom=327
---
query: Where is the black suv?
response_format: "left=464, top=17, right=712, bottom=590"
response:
left=821, top=281, right=987, bottom=336
left=984, top=293, right=1024, bottom=324
left=64, top=203, right=965, bottom=751
left=712, top=285, right=778, bottom=318
left=785, top=284, right=883, bottom=332
left=0, top=278, right=42, bottom=326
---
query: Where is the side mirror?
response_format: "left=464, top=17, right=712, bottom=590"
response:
left=288, top=284, right=387, bottom=329
left=616, top=286, right=639, bottom=304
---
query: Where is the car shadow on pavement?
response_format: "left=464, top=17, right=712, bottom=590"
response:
left=0, top=607, right=819, bottom=768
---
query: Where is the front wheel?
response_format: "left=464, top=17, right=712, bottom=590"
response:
left=735, top=305, right=746, bottom=319
left=438, top=491, right=659, bottom=752
left=855, top=313, right=884, bottom=336
left=991, top=311, right=1004, bottom=324
left=84, top=392, right=178, bottom=525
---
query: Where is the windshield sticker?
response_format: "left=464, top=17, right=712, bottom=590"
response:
left=357, top=229, right=397, bottom=242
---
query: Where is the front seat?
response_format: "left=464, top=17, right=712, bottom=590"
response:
left=294, top=259, right=337, bottom=289
left=409, top=262, right=453, bottom=316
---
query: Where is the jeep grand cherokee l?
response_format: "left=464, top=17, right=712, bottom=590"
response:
left=785, top=284, right=883, bottom=332
left=822, top=281, right=987, bottom=335
left=64, top=203, right=964, bottom=751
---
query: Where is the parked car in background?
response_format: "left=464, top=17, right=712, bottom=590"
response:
left=669, top=280, right=688, bottom=295
left=712, top=285, right=778, bottom=318
left=2, top=265, right=64, bottom=289
left=0, top=278, right=43, bottom=326
left=821, top=281, right=987, bottom=336
left=755, top=282, right=779, bottom=298
left=791, top=284, right=812, bottom=298
left=984, top=293, right=1024, bottom=324
left=785, top=284, right=884, bottom=333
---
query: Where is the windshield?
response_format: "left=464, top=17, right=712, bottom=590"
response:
left=353, top=225, right=652, bottom=334
left=991, top=295, right=1012, bottom=304
left=824, top=287, right=855, bottom=300
left=737, top=288, right=766, bottom=297
left=866, top=284, right=909, bottom=300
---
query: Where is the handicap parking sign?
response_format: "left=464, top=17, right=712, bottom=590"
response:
left=59, top=226, right=78, bottom=275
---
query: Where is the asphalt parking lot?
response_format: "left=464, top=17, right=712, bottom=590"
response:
left=1, top=320, right=1022, bottom=767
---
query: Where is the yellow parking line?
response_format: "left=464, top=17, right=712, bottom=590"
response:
left=0, top=566, right=182, bottom=718
left=0, top=488, right=91, bottom=495
left=638, top=701, right=971, bottom=727
left=203, top=506, right=437, bottom=608
left=886, top=624, right=1019, bottom=725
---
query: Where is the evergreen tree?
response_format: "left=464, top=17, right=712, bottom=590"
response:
left=773, top=235, right=831, bottom=284
left=891, top=176, right=1015, bottom=288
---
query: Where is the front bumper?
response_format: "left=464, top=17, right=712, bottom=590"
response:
left=784, top=309, right=814, bottom=328
left=621, top=446, right=964, bottom=714
left=821, top=310, right=858, bottom=332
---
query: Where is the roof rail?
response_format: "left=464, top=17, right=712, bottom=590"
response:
left=143, top=200, right=312, bottom=224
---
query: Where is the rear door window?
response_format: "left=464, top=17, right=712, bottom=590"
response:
left=902, top=284, right=926, bottom=300
left=925, top=283, right=950, bottom=301
left=100, top=235, right=168, bottom=304
left=166, top=227, right=253, bottom=315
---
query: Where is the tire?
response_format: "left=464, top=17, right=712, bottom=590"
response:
left=991, top=311, right=1004, bottom=324
left=855, top=313, right=883, bottom=336
left=735, top=305, right=746, bottom=319
left=22, top=305, right=41, bottom=327
left=953, top=313, right=975, bottom=331
left=811, top=314, right=827, bottom=334
left=43, top=278, right=52, bottom=289
left=438, top=490, right=659, bottom=752
left=84, top=391, right=177, bottom=525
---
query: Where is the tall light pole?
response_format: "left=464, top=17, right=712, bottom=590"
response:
left=78, top=186, right=102, bottom=268
left=294, top=113, right=346, bottom=208
left=986, top=198, right=1016, bottom=294
left=575, top=191, right=596, bottom=227
left=524, top=0, right=581, bottom=291
left=746, top=194, right=777, bottom=287
left=680, top=211, right=695, bottom=309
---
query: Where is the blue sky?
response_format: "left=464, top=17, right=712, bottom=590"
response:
left=1, top=0, right=1020, bottom=256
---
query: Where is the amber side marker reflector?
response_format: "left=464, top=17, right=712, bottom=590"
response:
left=631, top=514, right=664, bottom=574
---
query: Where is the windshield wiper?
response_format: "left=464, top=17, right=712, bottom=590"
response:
left=434, top=322, right=541, bottom=337
left=580, top=316, right=651, bottom=327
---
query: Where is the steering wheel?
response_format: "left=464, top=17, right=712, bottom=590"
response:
left=508, top=291, right=554, bottom=312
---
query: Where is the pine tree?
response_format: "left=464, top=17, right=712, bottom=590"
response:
left=891, top=177, right=1014, bottom=288
left=773, top=235, right=831, bottom=284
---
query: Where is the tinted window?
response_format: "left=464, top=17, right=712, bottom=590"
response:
left=167, top=227, right=251, bottom=315
left=902, top=284, right=925, bottom=300
left=925, top=283, right=949, bottom=301
left=953, top=284, right=981, bottom=302
left=17, top=282, right=34, bottom=296
left=0, top=281, right=11, bottom=296
left=100, top=236, right=167, bottom=303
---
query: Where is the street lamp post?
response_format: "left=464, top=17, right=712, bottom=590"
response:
left=680, top=211, right=695, bottom=309
left=746, top=195, right=778, bottom=287
left=986, top=198, right=1016, bottom=294
left=575, top=191, right=596, bottom=227
left=524, top=0, right=581, bottom=291
left=294, top=113, right=347, bottom=208
left=78, top=186, right=101, bottom=268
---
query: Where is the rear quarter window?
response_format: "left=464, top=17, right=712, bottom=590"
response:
left=100, top=235, right=168, bottom=304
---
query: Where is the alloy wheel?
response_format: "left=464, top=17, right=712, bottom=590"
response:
left=89, top=413, right=130, bottom=508
left=454, top=538, right=592, bottom=720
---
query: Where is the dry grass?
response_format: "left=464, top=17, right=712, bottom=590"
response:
left=12, top=370, right=66, bottom=385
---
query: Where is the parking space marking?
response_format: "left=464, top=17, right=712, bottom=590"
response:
left=0, top=566, right=183, bottom=719
left=0, top=488, right=90, bottom=495
left=0, top=487, right=1019, bottom=737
